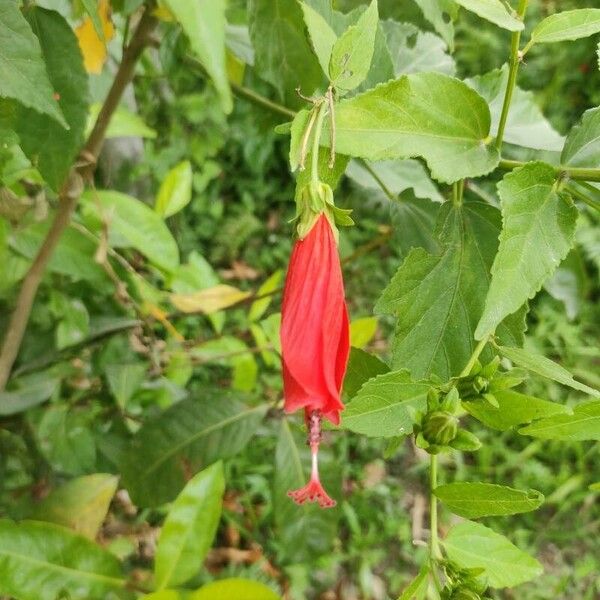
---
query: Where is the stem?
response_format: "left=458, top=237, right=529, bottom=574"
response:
left=495, top=0, right=529, bottom=150
left=460, top=335, right=490, bottom=378
left=499, top=159, right=600, bottom=182
left=310, top=102, right=328, bottom=188
left=429, top=454, right=443, bottom=593
left=360, top=160, right=396, bottom=202
left=567, top=184, right=600, bottom=213
left=452, top=180, right=464, bottom=206
left=0, top=8, right=158, bottom=391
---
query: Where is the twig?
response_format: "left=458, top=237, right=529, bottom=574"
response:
left=0, top=8, right=158, bottom=391
left=499, top=159, right=600, bottom=183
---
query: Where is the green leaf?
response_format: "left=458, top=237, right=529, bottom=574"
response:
left=56, top=297, right=89, bottom=350
left=442, top=520, right=543, bottom=588
left=376, top=202, right=517, bottom=380
left=435, top=482, right=544, bottom=518
left=464, top=389, right=570, bottom=431
left=0, top=374, right=59, bottom=416
left=329, top=0, right=378, bottom=91
left=530, top=9, right=600, bottom=46
left=155, top=462, right=225, bottom=589
left=249, top=0, right=323, bottom=107
left=349, top=317, right=378, bottom=348
left=155, top=160, right=193, bottom=218
left=300, top=2, right=338, bottom=77
left=249, top=270, right=283, bottom=322
left=342, top=370, right=429, bottom=438
left=191, top=578, right=281, bottom=600
left=0, top=0, right=66, bottom=127
left=346, top=158, right=444, bottom=203
left=475, top=163, right=578, bottom=339
left=35, top=405, right=96, bottom=476
left=343, top=347, right=390, bottom=400
left=382, top=20, right=455, bottom=76
left=561, top=106, right=600, bottom=168
left=87, top=103, right=157, bottom=139
left=120, top=393, right=266, bottom=507
left=273, top=420, right=339, bottom=563
left=467, top=65, right=564, bottom=152
left=519, top=401, right=600, bottom=441
left=164, top=0, right=232, bottom=113
left=497, top=345, right=599, bottom=397
left=15, top=8, right=89, bottom=191
left=10, top=221, right=107, bottom=284
left=141, top=593, right=181, bottom=600
left=326, top=73, right=499, bottom=183
left=105, top=363, right=147, bottom=408
left=397, top=562, right=429, bottom=600
left=81, top=190, right=180, bottom=272
left=30, top=474, right=118, bottom=540
left=0, top=519, right=128, bottom=600
left=415, top=0, right=458, bottom=51
left=454, top=0, right=523, bottom=31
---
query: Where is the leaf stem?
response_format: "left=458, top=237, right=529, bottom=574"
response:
left=495, top=0, right=529, bottom=150
left=360, top=160, right=397, bottom=202
left=567, top=184, right=600, bottom=213
left=499, top=159, right=600, bottom=182
left=460, top=335, right=489, bottom=378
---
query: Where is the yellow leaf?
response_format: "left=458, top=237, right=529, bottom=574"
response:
left=75, top=0, right=115, bottom=74
left=153, top=1, right=175, bottom=22
left=350, top=317, right=378, bottom=348
left=171, top=285, right=251, bottom=314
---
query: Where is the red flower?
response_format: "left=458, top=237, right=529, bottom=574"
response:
left=280, top=213, right=350, bottom=508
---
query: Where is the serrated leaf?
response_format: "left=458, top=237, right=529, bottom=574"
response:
left=164, top=0, right=232, bottom=113
left=397, top=562, right=429, bottom=600
left=497, top=345, right=599, bottom=397
left=326, top=73, right=499, bottom=183
left=329, top=0, right=378, bottom=91
left=0, top=519, right=128, bottom=600
left=0, top=0, right=66, bottom=127
left=30, top=474, right=118, bottom=539
left=155, top=462, right=225, bottom=589
left=475, top=163, right=578, bottom=339
left=81, top=190, right=180, bottom=272
left=382, top=20, right=455, bottom=76
left=454, top=0, right=523, bottom=31
left=442, top=520, right=543, bottom=588
left=343, top=347, right=390, bottom=400
left=191, top=578, right=281, bottom=600
left=171, top=285, right=251, bottom=314
left=155, top=161, right=193, bottom=218
left=464, top=389, right=570, bottom=431
left=561, top=106, right=600, bottom=168
left=273, top=420, right=339, bottom=563
left=519, top=401, right=600, bottom=441
left=249, top=0, right=323, bottom=107
left=530, top=9, right=600, bottom=46
left=434, top=482, right=543, bottom=518
left=376, top=202, right=519, bottom=380
left=120, top=393, right=265, bottom=507
left=300, top=2, right=338, bottom=77
left=342, top=370, right=429, bottom=438
left=467, top=65, right=564, bottom=152
left=14, top=8, right=89, bottom=191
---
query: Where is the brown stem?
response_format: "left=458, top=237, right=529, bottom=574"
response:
left=0, top=8, right=158, bottom=391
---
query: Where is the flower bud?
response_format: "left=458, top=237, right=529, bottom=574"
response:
left=422, top=411, right=458, bottom=446
left=450, top=589, right=481, bottom=600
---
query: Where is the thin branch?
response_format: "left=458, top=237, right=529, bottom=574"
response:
left=499, top=159, right=600, bottom=182
left=0, top=8, right=158, bottom=391
left=567, top=184, right=600, bottom=213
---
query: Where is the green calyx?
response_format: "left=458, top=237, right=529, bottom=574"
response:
left=294, top=180, right=353, bottom=240
left=422, top=411, right=458, bottom=446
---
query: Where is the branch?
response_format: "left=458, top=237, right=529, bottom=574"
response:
left=499, top=159, right=600, bottom=183
left=0, top=8, right=158, bottom=391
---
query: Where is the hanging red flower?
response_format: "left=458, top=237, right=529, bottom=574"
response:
left=280, top=213, right=350, bottom=508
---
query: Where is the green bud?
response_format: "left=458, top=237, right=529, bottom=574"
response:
left=450, top=589, right=481, bottom=600
left=473, top=376, right=489, bottom=394
left=423, top=411, right=458, bottom=446
left=441, top=387, right=460, bottom=413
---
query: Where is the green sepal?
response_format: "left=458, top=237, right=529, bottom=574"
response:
left=449, top=429, right=482, bottom=452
